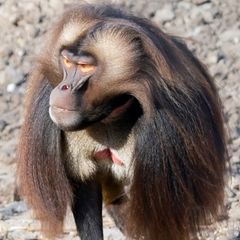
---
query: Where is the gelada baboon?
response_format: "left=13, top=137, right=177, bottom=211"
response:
left=17, top=3, right=227, bottom=240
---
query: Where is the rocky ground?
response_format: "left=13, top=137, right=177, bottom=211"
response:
left=0, top=0, right=239, bottom=239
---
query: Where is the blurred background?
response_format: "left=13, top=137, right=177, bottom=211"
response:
left=0, top=0, right=239, bottom=239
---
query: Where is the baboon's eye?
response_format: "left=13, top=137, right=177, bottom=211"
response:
left=61, top=49, right=96, bottom=73
left=63, top=57, right=73, bottom=68
left=78, top=63, right=95, bottom=73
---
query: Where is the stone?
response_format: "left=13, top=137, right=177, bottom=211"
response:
left=0, top=202, right=27, bottom=219
left=153, top=4, right=175, bottom=23
left=0, top=120, right=7, bottom=131
left=7, top=83, right=16, bottom=93
left=221, top=28, right=240, bottom=43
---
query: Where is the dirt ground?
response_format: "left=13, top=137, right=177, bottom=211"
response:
left=0, top=0, right=239, bottom=239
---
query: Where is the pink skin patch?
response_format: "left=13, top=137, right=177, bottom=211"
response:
left=94, top=149, right=124, bottom=166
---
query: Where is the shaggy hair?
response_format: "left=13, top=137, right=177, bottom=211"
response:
left=17, top=4, right=227, bottom=240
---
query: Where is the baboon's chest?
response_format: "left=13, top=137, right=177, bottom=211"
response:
left=64, top=122, right=135, bottom=181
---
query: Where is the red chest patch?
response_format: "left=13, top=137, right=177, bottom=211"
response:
left=94, top=149, right=124, bottom=166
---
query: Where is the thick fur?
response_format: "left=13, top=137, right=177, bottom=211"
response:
left=17, top=3, right=227, bottom=240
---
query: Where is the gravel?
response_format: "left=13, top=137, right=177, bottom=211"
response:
left=0, top=0, right=239, bottom=239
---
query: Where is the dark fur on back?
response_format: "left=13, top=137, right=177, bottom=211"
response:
left=128, top=19, right=227, bottom=240
left=17, top=3, right=227, bottom=239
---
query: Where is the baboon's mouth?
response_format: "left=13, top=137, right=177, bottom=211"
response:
left=49, top=94, right=136, bottom=131
left=101, top=95, right=134, bottom=123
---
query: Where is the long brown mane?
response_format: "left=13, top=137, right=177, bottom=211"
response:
left=17, top=4, right=228, bottom=239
